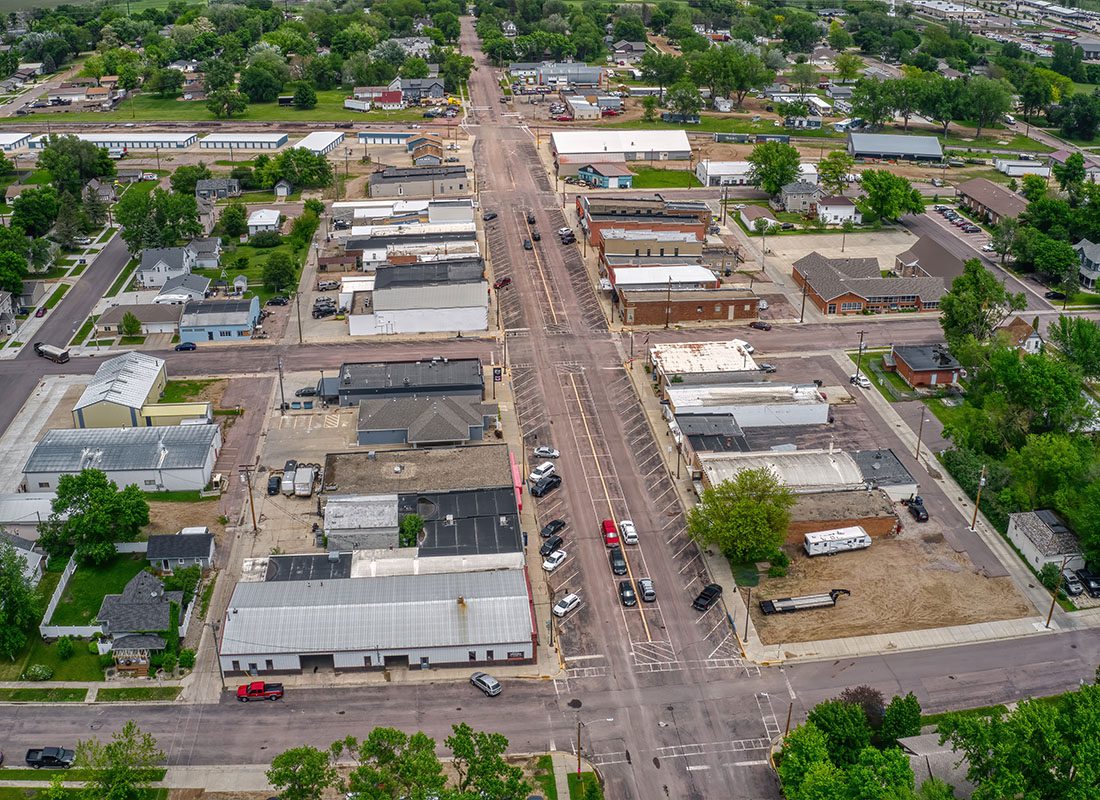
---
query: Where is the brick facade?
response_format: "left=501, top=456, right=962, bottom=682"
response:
left=618, top=290, right=759, bottom=325
left=893, top=359, right=958, bottom=388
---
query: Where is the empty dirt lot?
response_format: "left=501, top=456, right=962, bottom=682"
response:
left=748, top=528, right=1033, bottom=645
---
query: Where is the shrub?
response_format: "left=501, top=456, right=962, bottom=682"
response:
left=98, top=653, right=115, bottom=669
left=771, top=550, right=791, bottom=568
left=23, top=664, right=54, bottom=681
left=178, top=649, right=196, bottom=669
left=56, top=636, right=74, bottom=660
left=768, top=565, right=788, bottom=578
left=88, top=640, right=100, bottom=654
left=249, top=230, right=282, bottom=248
left=161, top=653, right=178, bottom=673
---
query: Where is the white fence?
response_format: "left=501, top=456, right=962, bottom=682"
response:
left=39, top=542, right=150, bottom=639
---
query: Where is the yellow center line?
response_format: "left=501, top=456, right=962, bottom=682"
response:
left=568, top=373, right=653, bottom=642
left=527, top=226, right=559, bottom=325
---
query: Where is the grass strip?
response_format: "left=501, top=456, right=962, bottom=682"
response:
left=0, top=688, right=87, bottom=702
left=96, top=687, right=181, bottom=702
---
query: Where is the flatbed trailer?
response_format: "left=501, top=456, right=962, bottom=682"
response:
left=760, top=588, right=850, bottom=615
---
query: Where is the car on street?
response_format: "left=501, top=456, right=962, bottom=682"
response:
left=620, top=519, right=638, bottom=545
left=530, top=474, right=561, bottom=497
left=981, top=243, right=996, bottom=252
left=730, top=338, right=754, bottom=354
left=601, top=519, right=620, bottom=547
left=533, top=446, right=560, bottom=459
left=540, top=519, right=566, bottom=539
left=493, top=277, right=512, bottom=289
left=758, top=363, right=777, bottom=373
left=1075, top=567, right=1100, bottom=598
left=931, top=178, right=944, bottom=187
left=552, top=593, right=581, bottom=617
left=526, top=212, right=536, bottom=224
left=1045, top=290, right=1067, bottom=300
left=523, top=239, right=533, bottom=250
left=962, top=225, right=980, bottom=233
left=557, top=227, right=572, bottom=236
left=35, top=307, right=46, bottom=317
left=266, top=296, right=289, bottom=306
left=908, top=502, right=929, bottom=522
left=608, top=545, right=627, bottom=575
left=636, top=578, right=656, bottom=602
left=850, top=374, right=872, bottom=389
left=294, top=387, right=316, bottom=397
left=618, top=581, right=637, bottom=607
left=470, top=672, right=502, bottom=697
left=1062, top=567, right=1084, bottom=596
left=532, top=231, right=541, bottom=241
left=237, top=681, right=284, bottom=702
left=749, top=321, right=772, bottom=331
left=25, top=748, right=75, bottom=769
left=483, top=211, right=498, bottom=221
left=539, top=535, right=564, bottom=558
left=175, top=342, right=197, bottom=351
left=542, top=549, right=567, bottom=572
left=692, top=583, right=723, bottom=611
left=267, top=475, right=281, bottom=496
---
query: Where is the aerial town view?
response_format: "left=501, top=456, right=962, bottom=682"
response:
left=0, top=0, right=1098, bottom=798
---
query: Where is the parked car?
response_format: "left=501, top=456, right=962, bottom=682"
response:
left=931, top=178, right=944, bottom=187
left=963, top=225, right=980, bottom=233
left=526, top=212, right=536, bottom=224
left=539, top=534, right=564, bottom=558
left=294, top=387, right=316, bottom=397
left=266, top=296, right=289, bottom=306
left=175, top=342, right=197, bottom=351
left=533, top=446, right=560, bottom=459
left=908, top=502, right=929, bottom=522
left=692, top=583, right=723, bottom=611
left=528, top=461, right=556, bottom=484
left=618, top=581, right=637, bottom=607
left=1062, top=567, right=1084, bottom=596
left=552, top=593, right=581, bottom=617
left=25, top=748, right=75, bottom=769
left=749, top=321, right=772, bottom=331
left=267, top=475, right=280, bottom=496
left=608, top=545, right=627, bottom=575
left=532, top=231, right=541, bottom=241
left=470, top=672, right=502, bottom=697
left=332, top=219, right=350, bottom=230
left=1075, top=567, right=1100, bottom=598
left=758, top=363, right=777, bottom=374
left=557, top=227, right=572, bottom=237
left=850, top=374, right=872, bottom=389
left=35, top=307, right=46, bottom=317
left=540, top=519, right=566, bottom=539
left=636, top=578, right=656, bottom=602
left=542, top=549, right=568, bottom=572
left=601, top=519, right=620, bottom=547
left=237, top=681, right=284, bottom=702
left=1045, top=291, right=1067, bottom=300
left=981, top=243, right=996, bottom=252
left=493, top=277, right=513, bottom=290
left=530, top=474, right=561, bottom=497
left=523, top=239, right=533, bottom=250
left=483, top=211, right=498, bottom=221
left=620, top=519, right=638, bottom=545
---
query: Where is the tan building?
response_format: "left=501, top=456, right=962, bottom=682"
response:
left=599, top=228, right=703, bottom=259
left=72, top=353, right=167, bottom=429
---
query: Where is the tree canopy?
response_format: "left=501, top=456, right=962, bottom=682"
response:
left=686, top=467, right=794, bottom=561
left=0, top=541, right=38, bottom=661
left=38, top=469, right=150, bottom=565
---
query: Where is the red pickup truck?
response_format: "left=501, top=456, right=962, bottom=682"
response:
left=236, top=681, right=284, bottom=702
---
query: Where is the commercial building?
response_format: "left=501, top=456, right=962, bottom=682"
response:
left=367, top=165, right=470, bottom=198
left=792, top=252, right=945, bottom=315
left=618, top=288, right=760, bottom=326
left=694, top=448, right=866, bottom=493
left=609, top=265, right=719, bottom=292
left=357, top=131, right=417, bottom=146
left=322, top=495, right=399, bottom=550
left=71, top=353, right=166, bottom=429
left=695, top=160, right=817, bottom=187
left=851, top=449, right=918, bottom=501
left=667, top=383, right=829, bottom=427
left=293, top=131, right=345, bottom=156
left=564, top=95, right=600, bottom=120
left=334, top=358, right=484, bottom=407
left=247, top=209, right=280, bottom=236
left=29, top=132, right=199, bottom=149
left=894, top=236, right=966, bottom=282
left=956, top=178, right=1027, bottom=224
left=323, top=443, right=514, bottom=496
left=551, top=130, right=691, bottom=172
left=0, top=494, right=59, bottom=538
left=357, top=395, right=497, bottom=447
left=577, top=163, right=634, bottom=188
left=96, top=303, right=182, bottom=336
left=846, top=132, right=943, bottom=161
left=884, top=344, right=961, bottom=388
left=994, top=159, right=1050, bottom=178
left=0, top=132, right=31, bottom=151
left=23, top=424, right=222, bottom=493
left=648, top=340, right=759, bottom=383
left=178, top=297, right=261, bottom=344
left=599, top=227, right=702, bottom=259
left=348, top=260, right=487, bottom=336
left=198, top=132, right=287, bottom=150
left=1007, top=510, right=1085, bottom=571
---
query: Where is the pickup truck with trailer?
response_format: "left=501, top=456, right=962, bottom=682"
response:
left=236, top=681, right=284, bottom=702
left=25, top=747, right=75, bottom=768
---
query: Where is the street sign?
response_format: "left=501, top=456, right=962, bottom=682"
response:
left=493, top=367, right=503, bottom=382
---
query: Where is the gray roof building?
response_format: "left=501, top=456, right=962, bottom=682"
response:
left=323, top=443, right=513, bottom=496
left=140, top=247, right=191, bottom=272
left=895, top=236, right=967, bottom=282
left=357, top=395, right=497, bottom=446
left=793, top=251, right=945, bottom=310
left=322, top=494, right=400, bottom=551
left=373, top=282, right=486, bottom=313
left=0, top=529, right=44, bottom=585
left=847, top=132, right=943, bottom=161
left=147, top=530, right=215, bottom=562
left=373, top=260, right=484, bottom=289
left=891, top=344, right=960, bottom=372
left=369, top=165, right=467, bottom=186
left=97, top=571, right=183, bottom=634
left=158, top=273, right=211, bottom=298
left=335, top=358, right=484, bottom=406
left=851, top=448, right=918, bottom=501
left=1009, top=510, right=1081, bottom=559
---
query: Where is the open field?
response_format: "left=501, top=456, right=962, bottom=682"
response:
left=629, top=165, right=700, bottom=189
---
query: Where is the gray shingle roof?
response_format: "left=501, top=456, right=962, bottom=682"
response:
left=1074, top=238, right=1100, bottom=264
left=793, top=252, right=945, bottom=304
left=895, top=236, right=966, bottom=281
left=158, top=273, right=210, bottom=296
left=97, top=571, right=183, bottom=634
left=957, top=178, right=1027, bottom=219
left=195, top=178, right=239, bottom=193
left=24, top=424, right=219, bottom=474
left=1010, top=510, right=1081, bottom=557
left=146, top=532, right=213, bottom=560
left=221, top=568, right=532, bottom=656
left=112, top=633, right=167, bottom=651
left=140, top=247, right=190, bottom=271
left=357, top=395, right=495, bottom=443
left=781, top=180, right=821, bottom=196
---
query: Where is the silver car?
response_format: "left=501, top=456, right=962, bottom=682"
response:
left=470, top=672, right=502, bottom=697
left=533, top=446, right=560, bottom=459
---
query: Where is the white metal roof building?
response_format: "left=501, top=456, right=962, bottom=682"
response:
left=199, top=132, right=288, bottom=149
left=0, top=493, right=60, bottom=536
left=29, top=132, right=199, bottom=149
left=695, top=448, right=865, bottom=493
left=293, top=131, right=345, bottom=156
left=0, top=132, right=31, bottom=151
left=649, top=340, right=759, bottom=379
left=349, top=281, right=489, bottom=336
left=667, top=383, right=829, bottom=427
left=695, top=160, right=817, bottom=186
left=72, top=352, right=167, bottom=428
left=550, top=129, right=691, bottom=162
left=218, top=567, right=535, bottom=673
left=609, top=265, right=718, bottom=291
left=23, top=424, right=222, bottom=494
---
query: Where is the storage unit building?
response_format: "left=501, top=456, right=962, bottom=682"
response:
left=0, top=132, right=31, bottom=151
left=293, top=131, right=344, bottom=156
left=199, top=132, right=287, bottom=150
left=846, top=132, right=943, bottom=161
left=29, top=132, right=199, bottom=149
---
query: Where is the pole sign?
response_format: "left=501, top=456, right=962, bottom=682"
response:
left=493, top=367, right=503, bottom=383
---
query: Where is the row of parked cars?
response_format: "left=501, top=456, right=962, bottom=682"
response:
left=933, top=205, right=981, bottom=235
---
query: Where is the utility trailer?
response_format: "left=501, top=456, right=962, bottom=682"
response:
left=760, top=588, right=850, bottom=615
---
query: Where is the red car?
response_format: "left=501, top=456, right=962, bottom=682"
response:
left=493, top=277, right=512, bottom=289
left=236, top=681, right=284, bottom=702
left=601, top=519, right=620, bottom=547
left=35, top=308, right=46, bottom=318
left=555, top=115, right=572, bottom=122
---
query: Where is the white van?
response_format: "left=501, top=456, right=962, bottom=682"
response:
left=528, top=461, right=556, bottom=485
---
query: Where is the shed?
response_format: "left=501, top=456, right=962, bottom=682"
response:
left=1007, top=510, right=1085, bottom=571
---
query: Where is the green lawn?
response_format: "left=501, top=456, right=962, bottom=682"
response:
left=922, top=704, right=1008, bottom=729
left=532, top=755, right=558, bottom=800
left=161, top=378, right=215, bottom=404
left=941, top=132, right=1053, bottom=154
left=120, top=180, right=159, bottom=199
left=923, top=394, right=968, bottom=433
left=42, top=285, right=69, bottom=310
left=629, top=166, right=700, bottom=189
left=0, top=790, right=167, bottom=800
left=50, top=554, right=148, bottom=626
left=1, top=635, right=104, bottom=682
left=567, top=772, right=603, bottom=799
left=728, top=558, right=761, bottom=587
left=606, top=113, right=845, bottom=139
left=24, top=169, right=51, bottom=185
left=0, top=687, right=87, bottom=702
left=104, top=261, right=136, bottom=298
left=0, top=768, right=167, bottom=783
left=96, top=686, right=181, bottom=702
left=198, top=241, right=301, bottom=302
left=69, top=316, right=95, bottom=346
left=119, top=335, right=146, bottom=345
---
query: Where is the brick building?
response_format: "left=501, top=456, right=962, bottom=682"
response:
left=618, top=288, right=759, bottom=326
left=885, top=344, right=960, bottom=388
left=955, top=178, right=1027, bottom=225
left=792, top=252, right=944, bottom=315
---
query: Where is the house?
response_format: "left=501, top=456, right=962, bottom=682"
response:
left=0, top=290, right=14, bottom=335
left=97, top=571, right=186, bottom=676
left=412, top=143, right=443, bottom=166
left=247, top=209, right=280, bottom=236
left=501, top=20, right=517, bottom=37
left=1050, top=149, right=1100, bottom=182
left=894, top=236, right=966, bottom=283
left=16, top=281, right=46, bottom=310
left=847, top=132, right=944, bottom=161
left=178, top=297, right=262, bottom=344
left=367, top=165, right=469, bottom=198
left=187, top=237, right=222, bottom=268
left=998, top=316, right=1043, bottom=354
left=612, top=40, right=648, bottom=62
left=577, top=163, right=634, bottom=189
left=335, top=358, right=484, bottom=407
left=194, top=178, right=240, bottom=200
left=1007, top=510, right=1085, bottom=571
left=4, top=184, right=28, bottom=203
left=18, top=62, right=45, bottom=76
left=0, top=530, right=44, bottom=587
left=96, top=304, right=182, bottom=336
left=740, top=205, right=779, bottom=230
left=884, top=344, right=961, bottom=388
left=147, top=528, right=215, bottom=571
left=792, top=252, right=945, bottom=315
left=155, top=274, right=210, bottom=305
left=811, top=46, right=837, bottom=66
left=956, top=178, right=1027, bottom=225
left=86, top=86, right=111, bottom=103
left=136, top=246, right=196, bottom=288
left=826, top=83, right=854, bottom=100
left=390, top=36, right=434, bottom=58
left=777, top=180, right=822, bottom=212
left=817, top=196, right=861, bottom=225
left=356, top=394, right=498, bottom=446
left=274, top=179, right=293, bottom=199
left=196, top=196, right=217, bottom=235
left=392, top=77, right=445, bottom=103
left=1074, top=238, right=1100, bottom=289
left=115, top=168, right=143, bottom=184
left=84, top=178, right=116, bottom=203
left=70, top=352, right=166, bottom=428
left=23, top=424, right=222, bottom=493
left=375, top=90, right=405, bottom=110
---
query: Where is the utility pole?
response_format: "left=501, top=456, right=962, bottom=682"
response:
left=576, top=717, right=582, bottom=776
left=798, top=278, right=808, bottom=323
left=276, top=356, right=287, bottom=416
left=854, top=329, right=868, bottom=381
left=294, top=292, right=303, bottom=344
left=914, top=410, right=927, bottom=461
left=969, top=464, right=987, bottom=531
left=237, top=461, right=259, bottom=533
left=1046, top=555, right=1069, bottom=629
left=744, top=587, right=751, bottom=644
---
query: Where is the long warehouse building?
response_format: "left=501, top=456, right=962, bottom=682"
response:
left=29, top=132, right=199, bottom=149
left=294, top=131, right=345, bottom=156
left=199, top=132, right=287, bottom=150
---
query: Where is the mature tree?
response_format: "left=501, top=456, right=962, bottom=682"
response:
left=258, top=148, right=334, bottom=189
left=806, top=700, right=872, bottom=767
left=170, top=164, right=212, bottom=196
left=1012, top=228, right=1078, bottom=290
left=263, top=251, right=296, bottom=292
left=780, top=17, right=818, bottom=54
left=446, top=723, right=531, bottom=798
left=434, top=11, right=460, bottom=42
left=439, top=51, right=475, bottom=93
left=880, top=692, right=922, bottom=747
left=790, top=62, right=817, bottom=95
left=38, top=135, right=116, bottom=198
left=0, top=541, right=38, bottom=661
left=666, top=79, right=702, bottom=117
left=940, top=260, right=1027, bottom=349
left=1003, top=432, right=1093, bottom=511
left=778, top=723, right=832, bottom=800
left=851, top=78, right=893, bottom=128
left=120, top=311, right=142, bottom=337
left=206, top=88, right=248, bottom=119
left=834, top=52, right=863, bottom=83
left=887, top=75, right=922, bottom=131
left=83, top=190, right=107, bottom=230
left=1020, top=173, right=1049, bottom=203
left=1048, top=316, right=1100, bottom=376
left=747, top=140, right=801, bottom=197
left=916, top=72, right=964, bottom=136
left=148, top=67, right=184, bottom=98
left=1054, top=151, right=1087, bottom=199
left=12, top=186, right=60, bottom=237
left=1051, top=40, right=1085, bottom=82
left=202, top=58, right=237, bottom=93
left=835, top=747, right=915, bottom=800
left=76, top=720, right=164, bottom=800
left=839, top=686, right=886, bottom=732
left=240, top=64, right=283, bottom=103
left=0, top=250, right=24, bottom=296
left=53, top=202, right=82, bottom=249
left=116, top=188, right=200, bottom=252
left=817, top=150, right=855, bottom=196
left=642, top=94, right=658, bottom=122
left=292, top=81, right=317, bottom=110
left=341, top=728, right=449, bottom=799
left=857, top=170, right=923, bottom=222
left=221, top=201, right=248, bottom=238
left=966, top=77, right=1013, bottom=137
left=1056, top=93, right=1100, bottom=141
left=729, top=51, right=774, bottom=108
left=613, top=13, right=647, bottom=43
left=917, top=777, right=959, bottom=800
left=989, top=217, right=1019, bottom=265
left=640, top=51, right=686, bottom=101
left=38, top=469, right=150, bottom=565
left=1019, top=72, right=1053, bottom=124
left=686, top=467, right=794, bottom=561
left=266, top=746, right=336, bottom=800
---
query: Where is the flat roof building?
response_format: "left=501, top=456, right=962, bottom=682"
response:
left=334, top=358, right=483, bottom=407
left=695, top=448, right=865, bottom=493
left=323, top=444, right=515, bottom=498
left=0, top=132, right=31, bottom=151
left=851, top=448, right=918, bottom=501
left=609, top=264, right=719, bottom=291
left=199, top=132, right=287, bottom=149
left=649, top=340, right=759, bottom=381
left=30, top=132, right=199, bottom=149
left=368, top=165, right=470, bottom=198
left=667, top=383, right=829, bottom=427
left=551, top=130, right=691, bottom=163
left=847, top=132, right=943, bottom=161
left=293, top=131, right=344, bottom=156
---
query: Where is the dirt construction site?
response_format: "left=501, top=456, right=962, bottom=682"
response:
left=747, top=526, right=1034, bottom=646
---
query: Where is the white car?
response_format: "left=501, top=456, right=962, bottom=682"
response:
left=528, top=461, right=556, bottom=484
left=981, top=243, right=996, bottom=252
left=552, top=593, right=581, bottom=617
left=731, top=338, right=755, bottom=354
left=620, top=520, right=638, bottom=545
left=543, top=549, right=568, bottom=572
left=850, top=374, right=872, bottom=389
left=557, top=227, right=572, bottom=236
left=533, top=446, right=560, bottom=459
left=758, top=299, right=769, bottom=311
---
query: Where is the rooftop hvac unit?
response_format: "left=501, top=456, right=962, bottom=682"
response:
left=328, top=551, right=340, bottom=562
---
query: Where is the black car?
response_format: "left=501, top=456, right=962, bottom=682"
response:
left=175, top=342, right=197, bottom=351
left=333, top=219, right=350, bottom=230
left=483, top=211, right=498, bottom=221
left=1045, top=290, right=1067, bottom=300
left=526, top=212, right=536, bottom=224
left=692, top=583, right=723, bottom=611
left=313, top=307, right=336, bottom=319
left=608, top=546, right=627, bottom=575
left=758, top=363, right=776, bottom=374
left=294, top=387, right=317, bottom=397
left=267, top=475, right=281, bottom=496
left=532, top=231, right=541, bottom=241
left=618, top=581, right=637, bottom=607
left=540, top=519, right=567, bottom=539
left=266, top=296, right=289, bottom=306
left=530, top=474, right=561, bottom=497
left=283, top=459, right=298, bottom=475
left=523, top=239, right=533, bottom=250
left=749, top=321, right=772, bottom=331
left=1075, top=567, right=1100, bottom=598
left=539, top=535, right=564, bottom=557
left=908, top=503, right=929, bottom=522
